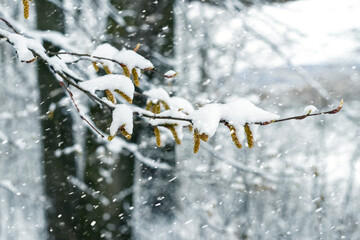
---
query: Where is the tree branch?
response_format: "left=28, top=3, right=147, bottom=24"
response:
left=0, top=23, right=343, bottom=140
left=0, top=17, right=19, bottom=34
left=254, top=100, right=343, bottom=125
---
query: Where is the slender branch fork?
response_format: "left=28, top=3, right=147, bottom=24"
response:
left=0, top=18, right=343, bottom=139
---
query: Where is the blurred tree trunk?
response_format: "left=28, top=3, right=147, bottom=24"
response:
left=0, top=4, right=46, bottom=240
left=108, top=1, right=179, bottom=238
left=36, top=1, right=81, bottom=239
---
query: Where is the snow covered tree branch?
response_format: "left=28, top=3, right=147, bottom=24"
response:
left=0, top=18, right=342, bottom=154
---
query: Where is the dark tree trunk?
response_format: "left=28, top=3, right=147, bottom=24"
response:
left=36, top=1, right=80, bottom=239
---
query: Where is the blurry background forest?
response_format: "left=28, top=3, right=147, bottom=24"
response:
left=0, top=0, right=359, bottom=239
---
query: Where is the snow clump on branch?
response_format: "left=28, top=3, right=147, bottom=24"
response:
left=79, top=74, right=134, bottom=104
left=108, top=105, right=133, bottom=141
left=191, top=98, right=280, bottom=153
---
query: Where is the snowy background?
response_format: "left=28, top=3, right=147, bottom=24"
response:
left=0, top=0, right=359, bottom=239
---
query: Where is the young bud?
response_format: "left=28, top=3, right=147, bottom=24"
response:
left=105, top=89, right=115, bottom=104
left=114, top=89, right=133, bottom=104
left=244, top=123, right=254, bottom=148
left=154, top=126, right=161, bottom=147
left=144, top=66, right=154, bottom=71
left=193, top=129, right=200, bottom=153
left=133, top=43, right=140, bottom=52
left=132, top=68, right=140, bottom=87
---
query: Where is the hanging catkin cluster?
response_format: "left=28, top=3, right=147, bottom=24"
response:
left=22, top=0, right=33, bottom=19
left=91, top=57, right=146, bottom=140
left=146, top=99, right=170, bottom=114
left=91, top=63, right=133, bottom=105
left=192, top=129, right=210, bottom=153
left=192, top=123, right=255, bottom=153
left=85, top=42, right=279, bottom=152
left=146, top=99, right=182, bottom=147
left=119, top=64, right=141, bottom=87
left=92, top=62, right=112, bottom=75
left=143, top=87, right=187, bottom=147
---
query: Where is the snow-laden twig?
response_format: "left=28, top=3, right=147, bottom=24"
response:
left=0, top=24, right=343, bottom=127
left=0, top=21, right=343, bottom=154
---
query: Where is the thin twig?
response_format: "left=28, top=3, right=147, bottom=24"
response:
left=0, top=17, right=19, bottom=34
left=254, top=100, right=343, bottom=125
left=60, top=81, right=105, bottom=138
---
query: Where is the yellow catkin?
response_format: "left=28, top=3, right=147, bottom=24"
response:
left=166, top=125, right=181, bottom=145
left=160, top=100, right=170, bottom=110
left=132, top=68, right=140, bottom=87
left=146, top=101, right=153, bottom=111
left=114, top=89, right=133, bottom=104
left=121, top=65, right=130, bottom=77
left=244, top=123, right=254, bottom=148
left=193, top=129, right=200, bottom=153
left=120, top=124, right=132, bottom=139
left=92, top=62, right=99, bottom=72
left=105, top=89, right=115, bottom=104
left=103, top=65, right=112, bottom=74
left=200, top=133, right=208, bottom=142
left=108, top=135, right=115, bottom=141
left=23, top=0, right=29, bottom=19
left=226, top=124, right=242, bottom=149
left=154, top=126, right=161, bottom=147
